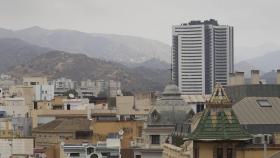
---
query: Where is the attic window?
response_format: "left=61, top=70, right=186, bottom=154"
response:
left=257, top=100, right=271, bottom=107
left=151, top=110, right=160, bottom=121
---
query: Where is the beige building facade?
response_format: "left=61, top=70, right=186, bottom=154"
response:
left=23, top=76, right=48, bottom=86
left=0, top=138, right=34, bottom=158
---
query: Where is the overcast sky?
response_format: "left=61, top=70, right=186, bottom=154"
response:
left=0, top=0, right=279, bottom=61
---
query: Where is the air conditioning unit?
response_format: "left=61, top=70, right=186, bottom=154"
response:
left=253, top=134, right=272, bottom=144
left=253, top=135, right=264, bottom=144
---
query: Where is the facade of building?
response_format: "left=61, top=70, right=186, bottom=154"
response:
left=95, top=80, right=107, bottom=96
left=0, top=138, right=34, bottom=158
left=9, top=85, right=35, bottom=111
left=108, top=80, right=122, bottom=97
left=172, top=19, right=234, bottom=95
left=63, top=98, right=91, bottom=110
left=0, top=97, right=28, bottom=117
left=91, top=120, right=144, bottom=150
left=49, top=78, right=76, bottom=96
left=0, top=76, right=15, bottom=97
left=0, top=117, right=32, bottom=137
left=132, top=84, right=194, bottom=158
left=23, top=76, right=48, bottom=86
left=181, top=95, right=210, bottom=113
left=34, top=84, right=55, bottom=101
left=62, top=138, right=120, bottom=158
left=78, top=79, right=96, bottom=98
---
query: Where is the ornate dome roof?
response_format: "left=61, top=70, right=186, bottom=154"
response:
left=162, top=84, right=181, bottom=96
left=146, top=83, right=194, bottom=132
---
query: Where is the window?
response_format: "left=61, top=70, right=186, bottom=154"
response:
left=151, top=110, right=160, bottom=121
left=75, top=131, right=92, bottom=139
left=67, top=104, right=71, bottom=110
left=217, top=148, right=223, bottom=158
left=151, top=135, right=160, bottom=144
left=87, top=147, right=95, bottom=155
left=34, top=102, right=38, bottom=110
left=69, top=153, right=80, bottom=157
left=138, top=127, right=142, bottom=137
left=227, top=148, right=233, bottom=158
left=196, top=103, right=204, bottom=113
left=136, top=155, right=141, bottom=158
left=257, top=100, right=271, bottom=107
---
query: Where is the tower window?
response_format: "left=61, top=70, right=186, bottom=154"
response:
left=151, top=135, right=160, bottom=144
left=227, top=148, right=233, bottom=158
left=217, top=148, right=223, bottom=158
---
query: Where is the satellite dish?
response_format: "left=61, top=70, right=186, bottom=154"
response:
left=118, top=129, right=124, bottom=136
left=69, top=93, right=74, bottom=98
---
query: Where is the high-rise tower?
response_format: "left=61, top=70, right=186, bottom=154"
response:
left=172, top=19, right=234, bottom=95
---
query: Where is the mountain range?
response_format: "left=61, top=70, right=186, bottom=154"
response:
left=0, top=26, right=170, bottom=64
left=0, top=27, right=172, bottom=92
left=0, top=38, right=50, bottom=72
left=0, top=37, right=169, bottom=92
left=6, top=50, right=169, bottom=92
left=0, top=26, right=279, bottom=91
left=235, top=50, right=280, bottom=77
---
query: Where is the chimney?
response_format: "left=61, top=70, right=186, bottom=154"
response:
left=228, top=73, right=235, bottom=86
left=235, top=72, right=245, bottom=85
left=277, top=69, right=280, bottom=84
left=251, top=70, right=260, bottom=84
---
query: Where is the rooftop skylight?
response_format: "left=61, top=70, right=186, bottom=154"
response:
left=257, top=100, right=272, bottom=107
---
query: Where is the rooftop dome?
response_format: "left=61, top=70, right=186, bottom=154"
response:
left=162, top=84, right=181, bottom=96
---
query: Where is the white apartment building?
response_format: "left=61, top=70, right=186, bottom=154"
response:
left=34, top=85, right=55, bottom=101
left=49, top=77, right=76, bottom=96
left=108, top=80, right=122, bottom=97
left=50, top=77, right=75, bottom=90
left=172, top=19, right=234, bottom=95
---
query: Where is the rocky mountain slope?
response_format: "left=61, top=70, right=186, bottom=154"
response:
left=7, top=50, right=169, bottom=92
left=0, top=38, right=50, bottom=72
left=0, top=26, right=171, bottom=64
left=235, top=50, right=280, bottom=76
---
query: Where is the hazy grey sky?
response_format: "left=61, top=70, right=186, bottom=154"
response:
left=0, top=0, right=279, bottom=60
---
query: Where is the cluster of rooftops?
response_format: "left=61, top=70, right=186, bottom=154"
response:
left=148, top=82, right=280, bottom=142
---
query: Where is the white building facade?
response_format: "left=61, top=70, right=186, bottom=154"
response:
left=172, top=19, right=234, bottom=95
left=49, top=78, right=76, bottom=96
left=0, top=138, right=34, bottom=158
left=34, top=85, right=55, bottom=101
left=0, top=97, right=28, bottom=117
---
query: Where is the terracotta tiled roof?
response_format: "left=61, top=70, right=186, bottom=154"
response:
left=32, top=118, right=91, bottom=133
